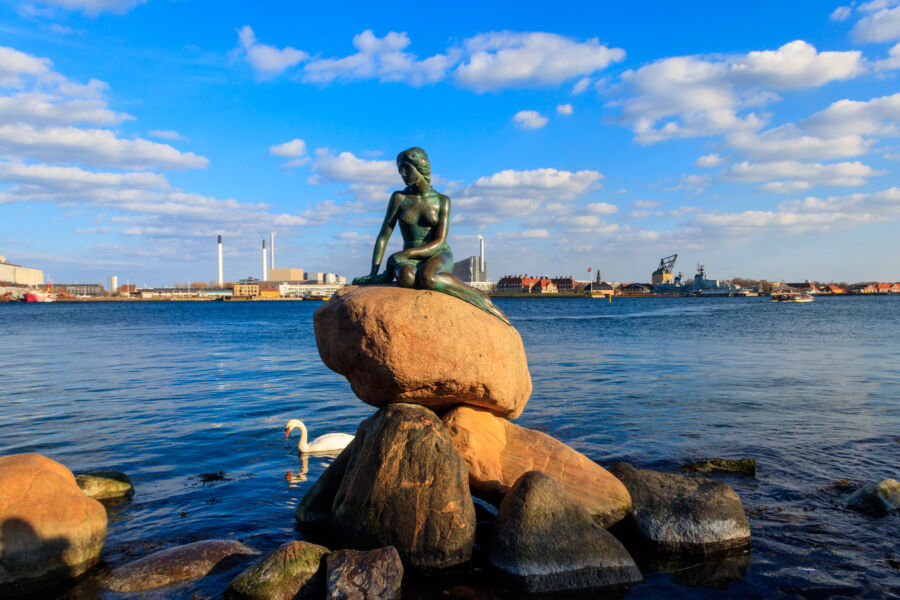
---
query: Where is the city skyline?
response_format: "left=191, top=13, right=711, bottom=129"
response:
left=2, top=1, right=900, bottom=285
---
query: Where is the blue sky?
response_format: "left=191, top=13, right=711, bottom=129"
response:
left=1, top=0, right=899, bottom=285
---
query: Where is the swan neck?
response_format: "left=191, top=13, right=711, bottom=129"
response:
left=298, top=421, right=308, bottom=452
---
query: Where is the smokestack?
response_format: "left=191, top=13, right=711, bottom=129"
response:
left=479, top=237, right=485, bottom=280
left=217, top=235, right=223, bottom=286
left=270, top=233, right=275, bottom=270
left=262, top=239, right=268, bottom=281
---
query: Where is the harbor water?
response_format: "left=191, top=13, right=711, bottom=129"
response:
left=1, top=296, right=898, bottom=598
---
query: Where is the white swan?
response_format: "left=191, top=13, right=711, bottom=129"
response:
left=285, top=419, right=354, bottom=454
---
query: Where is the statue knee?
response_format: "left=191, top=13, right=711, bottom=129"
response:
left=420, top=271, right=438, bottom=289
left=396, top=266, right=415, bottom=288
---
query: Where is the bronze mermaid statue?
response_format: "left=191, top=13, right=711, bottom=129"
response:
left=351, top=147, right=511, bottom=326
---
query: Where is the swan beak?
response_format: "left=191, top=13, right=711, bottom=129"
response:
left=284, top=428, right=290, bottom=438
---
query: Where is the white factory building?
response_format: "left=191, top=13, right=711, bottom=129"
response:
left=0, top=256, right=44, bottom=286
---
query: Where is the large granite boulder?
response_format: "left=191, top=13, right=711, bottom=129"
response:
left=0, top=453, right=107, bottom=597
left=332, top=404, right=476, bottom=569
left=442, top=405, right=631, bottom=528
left=326, top=547, right=403, bottom=600
left=295, top=444, right=354, bottom=537
left=846, top=478, right=900, bottom=516
left=609, top=462, right=751, bottom=556
left=226, top=540, right=329, bottom=600
left=489, top=471, right=642, bottom=594
left=314, top=285, right=531, bottom=419
left=106, top=539, right=258, bottom=592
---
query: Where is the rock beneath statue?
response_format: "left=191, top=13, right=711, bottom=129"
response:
left=314, top=285, right=531, bottom=419
left=846, top=478, right=900, bottom=516
left=609, top=463, right=751, bottom=556
left=489, top=471, right=642, bottom=595
left=326, top=547, right=403, bottom=600
left=332, top=403, right=476, bottom=570
left=295, top=445, right=355, bottom=538
left=0, top=453, right=107, bottom=598
left=75, top=470, right=135, bottom=500
left=442, top=405, right=631, bottom=528
left=106, top=539, right=259, bottom=592
left=226, top=540, right=329, bottom=600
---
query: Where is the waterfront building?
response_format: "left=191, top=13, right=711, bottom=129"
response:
left=196, top=288, right=232, bottom=298
left=621, top=283, right=651, bottom=294
left=531, top=278, right=557, bottom=293
left=452, top=256, right=486, bottom=283
left=278, top=282, right=345, bottom=298
left=495, top=275, right=558, bottom=294
left=268, top=268, right=304, bottom=282
left=233, top=283, right=260, bottom=297
left=550, top=276, right=578, bottom=293
left=0, top=256, right=44, bottom=286
left=119, top=284, right=137, bottom=296
left=54, top=283, right=105, bottom=297
left=584, top=281, right=616, bottom=297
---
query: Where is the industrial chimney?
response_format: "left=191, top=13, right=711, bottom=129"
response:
left=270, top=233, right=275, bottom=270
left=217, top=235, right=223, bottom=286
left=262, top=239, right=268, bottom=281
left=479, top=237, right=485, bottom=281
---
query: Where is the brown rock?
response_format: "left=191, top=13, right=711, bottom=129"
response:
left=75, top=470, right=134, bottom=500
left=325, top=547, right=403, bottom=600
left=442, top=406, right=631, bottom=528
left=332, top=404, right=476, bottom=569
left=0, top=453, right=107, bottom=597
left=106, top=539, right=259, bottom=592
left=226, top=540, right=329, bottom=600
left=314, top=285, right=531, bottom=419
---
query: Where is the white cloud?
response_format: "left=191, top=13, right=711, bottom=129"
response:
left=269, top=138, right=306, bottom=157
left=0, top=91, right=132, bottom=126
left=831, top=6, right=853, bottom=21
left=633, top=200, right=661, bottom=208
left=693, top=209, right=883, bottom=235
left=726, top=126, right=872, bottom=161
left=149, top=129, right=186, bottom=141
left=455, top=32, right=624, bottom=92
left=32, top=0, right=146, bottom=15
left=0, top=46, right=51, bottom=87
left=0, top=124, right=208, bottom=170
left=303, top=30, right=453, bottom=86
left=721, top=159, right=884, bottom=191
left=853, top=3, right=900, bottom=42
left=696, top=153, right=726, bottom=167
left=521, top=229, right=550, bottom=238
left=512, top=110, right=548, bottom=129
left=571, top=77, right=591, bottom=94
left=618, top=41, right=864, bottom=144
left=310, top=148, right=397, bottom=186
left=587, top=201, right=617, bottom=214
left=556, top=103, right=573, bottom=115
left=801, top=91, right=900, bottom=137
left=237, top=26, right=308, bottom=79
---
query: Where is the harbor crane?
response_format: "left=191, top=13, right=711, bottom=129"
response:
left=651, top=253, right=678, bottom=285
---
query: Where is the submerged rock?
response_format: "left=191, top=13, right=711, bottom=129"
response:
left=685, top=458, right=756, bottom=478
left=295, top=444, right=355, bottom=537
left=609, top=462, right=751, bottom=556
left=106, top=539, right=258, bottom=592
left=442, top=405, right=631, bottom=527
left=332, top=404, right=476, bottom=570
left=226, top=540, right=329, bottom=600
left=75, top=470, right=135, bottom=500
left=489, top=471, right=642, bottom=594
left=325, top=547, right=403, bottom=600
left=314, top=285, right=531, bottom=419
left=0, top=453, right=107, bottom=598
left=847, top=478, right=900, bottom=516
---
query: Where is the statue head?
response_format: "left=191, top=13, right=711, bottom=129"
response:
left=396, top=147, right=431, bottom=184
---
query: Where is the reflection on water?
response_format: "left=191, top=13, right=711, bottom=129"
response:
left=1, top=297, right=898, bottom=599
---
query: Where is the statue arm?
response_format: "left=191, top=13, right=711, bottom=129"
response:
left=404, top=195, right=450, bottom=260
left=368, top=192, right=402, bottom=277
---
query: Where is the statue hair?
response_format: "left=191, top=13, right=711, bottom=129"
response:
left=396, top=147, right=431, bottom=183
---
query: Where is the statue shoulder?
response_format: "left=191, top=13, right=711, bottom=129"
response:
left=437, top=191, right=451, bottom=206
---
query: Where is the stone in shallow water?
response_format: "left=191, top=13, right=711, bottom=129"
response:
left=0, top=453, right=107, bottom=598
left=609, top=462, right=751, bottom=556
left=295, top=443, right=355, bottom=538
left=314, top=285, right=531, bottom=419
left=846, top=478, right=900, bottom=516
left=226, top=540, right=329, bottom=600
left=106, top=539, right=258, bottom=592
left=489, top=471, right=642, bottom=594
left=332, top=403, right=476, bottom=570
left=326, top=547, right=403, bottom=600
left=75, top=470, right=135, bottom=500
left=442, top=405, right=631, bottom=528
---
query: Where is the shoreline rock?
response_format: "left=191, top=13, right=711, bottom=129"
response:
left=0, top=453, right=107, bottom=598
left=75, top=470, right=135, bottom=500
left=326, top=547, right=403, bottom=600
left=442, top=405, right=631, bottom=528
left=314, top=285, right=531, bottom=419
left=226, top=540, right=329, bottom=600
left=846, top=478, right=900, bottom=516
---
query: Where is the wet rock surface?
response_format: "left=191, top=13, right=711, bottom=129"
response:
left=295, top=444, right=355, bottom=537
left=489, top=471, right=642, bottom=594
left=314, top=285, right=531, bottom=419
left=846, top=478, right=900, bottom=516
left=609, top=462, right=751, bottom=556
left=442, top=405, right=631, bottom=527
left=332, top=404, right=476, bottom=570
left=106, top=539, right=258, bottom=592
left=325, top=546, right=403, bottom=600
left=0, top=453, right=107, bottom=597
left=684, top=458, right=757, bottom=478
left=226, top=540, right=329, bottom=600
left=75, top=470, right=135, bottom=500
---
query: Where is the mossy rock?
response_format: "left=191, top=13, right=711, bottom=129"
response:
left=76, top=470, right=134, bottom=500
left=685, top=458, right=756, bottom=478
left=226, top=540, right=329, bottom=600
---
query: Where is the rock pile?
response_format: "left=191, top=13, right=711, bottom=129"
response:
left=304, top=284, right=753, bottom=595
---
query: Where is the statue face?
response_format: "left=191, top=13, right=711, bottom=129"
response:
left=398, top=162, right=419, bottom=186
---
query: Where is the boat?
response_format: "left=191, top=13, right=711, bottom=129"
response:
left=771, top=292, right=814, bottom=303
left=24, top=291, right=55, bottom=303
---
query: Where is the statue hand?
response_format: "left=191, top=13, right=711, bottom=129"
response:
left=352, top=275, right=374, bottom=285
